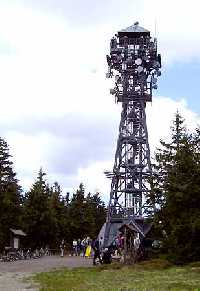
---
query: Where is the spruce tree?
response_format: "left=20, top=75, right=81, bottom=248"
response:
left=48, top=182, right=68, bottom=247
left=68, top=183, right=86, bottom=240
left=23, top=169, right=55, bottom=248
left=0, top=137, right=22, bottom=250
left=152, top=113, right=200, bottom=263
left=85, top=192, right=106, bottom=238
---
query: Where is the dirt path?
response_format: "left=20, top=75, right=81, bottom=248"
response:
left=0, top=272, right=37, bottom=291
left=0, top=256, right=92, bottom=290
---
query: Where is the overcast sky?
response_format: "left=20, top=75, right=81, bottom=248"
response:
left=0, top=0, right=199, bottom=200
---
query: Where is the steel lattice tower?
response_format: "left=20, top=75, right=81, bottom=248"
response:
left=103, top=22, right=161, bottom=247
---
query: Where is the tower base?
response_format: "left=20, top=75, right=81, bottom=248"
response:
left=100, top=216, right=147, bottom=248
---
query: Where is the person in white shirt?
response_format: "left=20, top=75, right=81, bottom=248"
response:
left=72, top=239, right=78, bottom=256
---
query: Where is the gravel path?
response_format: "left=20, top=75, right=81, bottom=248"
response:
left=0, top=273, right=37, bottom=291
left=0, top=256, right=92, bottom=290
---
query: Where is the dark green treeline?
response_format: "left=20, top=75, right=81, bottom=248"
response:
left=0, top=112, right=199, bottom=264
left=0, top=138, right=106, bottom=251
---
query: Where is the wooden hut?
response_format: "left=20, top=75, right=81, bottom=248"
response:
left=10, top=229, right=26, bottom=250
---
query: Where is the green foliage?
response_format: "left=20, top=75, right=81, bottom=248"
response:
left=68, top=183, right=86, bottom=240
left=151, top=113, right=200, bottom=263
left=48, top=182, right=68, bottom=247
left=85, top=192, right=106, bottom=238
left=68, top=184, right=106, bottom=241
left=0, top=138, right=106, bottom=251
left=22, top=177, right=106, bottom=248
left=22, top=169, right=55, bottom=248
left=0, top=137, right=22, bottom=250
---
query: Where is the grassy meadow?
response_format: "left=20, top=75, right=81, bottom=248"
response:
left=34, top=259, right=200, bottom=291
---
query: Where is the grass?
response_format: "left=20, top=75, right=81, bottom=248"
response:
left=34, top=259, right=200, bottom=291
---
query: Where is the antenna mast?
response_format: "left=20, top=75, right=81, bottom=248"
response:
left=103, top=22, right=161, bottom=246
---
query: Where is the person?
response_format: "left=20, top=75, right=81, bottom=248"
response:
left=34, top=248, right=40, bottom=258
left=44, top=245, right=50, bottom=256
left=81, top=238, right=86, bottom=257
left=60, top=239, right=65, bottom=257
left=77, top=239, right=82, bottom=256
left=102, top=246, right=112, bottom=264
left=72, top=239, right=78, bottom=256
left=39, top=247, right=44, bottom=257
left=115, top=233, right=124, bottom=256
left=85, top=238, right=91, bottom=258
left=134, top=235, right=140, bottom=251
left=99, top=236, right=104, bottom=250
left=92, top=238, right=102, bottom=265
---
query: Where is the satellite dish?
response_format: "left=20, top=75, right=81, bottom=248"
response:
left=115, top=75, right=120, bottom=82
left=135, top=58, right=142, bottom=65
left=110, top=88, right=116, bottom=95
left=122, top=63, right=127, bottom=70
left=157, top=70, right=161, bottom=77
left=152, top=77, right=157, bottom=84
left=137, top=66, right=143, bottom=73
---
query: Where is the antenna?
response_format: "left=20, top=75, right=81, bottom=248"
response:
left=102, top=23, right=162, bottom=248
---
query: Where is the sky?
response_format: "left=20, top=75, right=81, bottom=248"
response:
left=0, top=0, right=199, bottom=200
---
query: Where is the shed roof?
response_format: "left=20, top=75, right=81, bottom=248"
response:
left=118, top=220, right=145, bottom=237
left=129, top=220, right=145, bottom=237
left=10, top=228, right=26, bottom=236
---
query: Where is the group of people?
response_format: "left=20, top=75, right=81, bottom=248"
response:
left=72, top=237, right=92, bottom=257
left=60, top=232, right=141, bottom=265
left=59, top=237, right=112, bottom=265
left=59, top=237, right=93, bottom=258
left=90, top=238, right=112, bottom=265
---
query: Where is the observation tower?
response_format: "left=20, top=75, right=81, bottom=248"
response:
left=102, top=22, right=161, bottom=247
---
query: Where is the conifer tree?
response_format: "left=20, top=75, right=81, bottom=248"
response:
left=85, top=192, right=106, bottom=238
left=68, top=184, right=106, bottom=241
left=48, top=182, right=68, bottom=247
left=68, top=183, right=86, bottom=240
left=152, top=113, right=200, bottom=263
left=0, top=137, right=22, bottom=250
left=23, top=169, right=55, bottom=248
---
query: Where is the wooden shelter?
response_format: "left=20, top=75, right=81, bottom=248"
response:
left=118, top=220, right=150, bottom=263
left=10, top=229, right=26, bottom=250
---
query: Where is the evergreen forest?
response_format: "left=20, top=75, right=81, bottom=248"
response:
left=0, top=112, right=199, bottom=264
left=0, top=140, right=106, bottom=251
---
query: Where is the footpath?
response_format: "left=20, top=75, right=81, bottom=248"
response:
left=0, top=256, right=92, bottom=290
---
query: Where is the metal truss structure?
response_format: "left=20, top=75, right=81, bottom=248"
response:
left=103, top=22, right=161, bottom=246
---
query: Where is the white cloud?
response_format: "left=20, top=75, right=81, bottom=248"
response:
left=140, top=0, right=200, bottom=64
left=147, top=96, right=200, bottom=151
left=76, top=96, right=200, bottom=202
left=0, top=1, right=199, bottom=199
